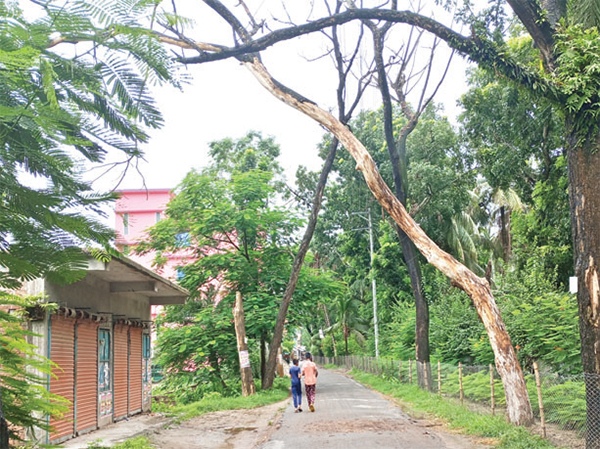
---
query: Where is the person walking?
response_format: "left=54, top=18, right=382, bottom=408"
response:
left=301, top=352, right=318, bottom=412
left=289, top=358, right=303, bottom=412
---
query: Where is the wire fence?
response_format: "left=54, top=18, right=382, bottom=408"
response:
left=315, top=355, right=596, bottom=449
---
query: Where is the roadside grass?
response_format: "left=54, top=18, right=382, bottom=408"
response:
left=155, top=377, right=290, bottom=423
left=86, top=436, right=155, bottom=448
left=349, top=369, right=560, bottom=449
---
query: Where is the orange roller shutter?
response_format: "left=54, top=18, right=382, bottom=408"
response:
left=75, top=320, right=99, bottom=434
left=128, top=326, right=143, bottom=414
left=113, top=323, right=129, bottom=420
left=49, top=315, right=75, bottom=443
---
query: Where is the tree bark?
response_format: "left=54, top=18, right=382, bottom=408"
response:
left=322, top=303, right=338, bottom=357
left=244, top=58, right=533, bottom=425
left=370, top=26, right=432, bottom=389
left=0, top=386, right=9, bottom=449
left=260, top=331, right=267, bottom=385
left=566, top=125, right=600, bottom=448
left=262, top=138, right=340, bottom=389
left=233, top=291, right=256, bottom=396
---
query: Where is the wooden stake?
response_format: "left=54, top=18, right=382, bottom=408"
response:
left=438, top=360, right=442, bottom=396
left=233, top=291, right=256, bottom=396
left=490, top=364, right=495, bottom=415
left=459, top=362, right=464, bottom=405
left=409, top=359, right=413, bottom=384
left=533, top=362, right=547, bottom=438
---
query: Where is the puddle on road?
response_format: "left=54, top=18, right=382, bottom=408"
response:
left=224, top=426, right=258, bottom=435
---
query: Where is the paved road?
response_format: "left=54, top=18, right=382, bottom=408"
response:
left=261, top=368, right=487, bottom=449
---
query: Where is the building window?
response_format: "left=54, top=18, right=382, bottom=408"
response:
left=98, top=329, right=111, bottom=392
left=123, top=213, right=129, bottom=236
left=122, top=245, right=130, bottom=255
left=176, top=268, right=185, bottom=281
left=174, top=232, right=191, bottom=248
left=143, top=334, right=151, bottom=383
left=156, top=212, right=161, bottom=223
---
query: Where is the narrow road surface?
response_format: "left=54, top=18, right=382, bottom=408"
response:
left=261, top=368, right=488, bottom=449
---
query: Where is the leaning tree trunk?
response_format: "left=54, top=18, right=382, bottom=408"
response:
left=244, top=58, right=534, bottom=425
left=566, top=125, right=600, bottom=449
left=262, top=137, right=340, bottom=389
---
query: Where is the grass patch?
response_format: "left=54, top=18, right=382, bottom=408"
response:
left=86, top=436, right=156, bottom=448
left=349, top=369, right=559, bottom=449
left=159, top=377, right=290, bottom=423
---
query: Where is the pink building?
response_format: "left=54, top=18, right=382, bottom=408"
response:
left=115, top=189, right=179, bottom=279
left=115, top=189, right=194, bottom=318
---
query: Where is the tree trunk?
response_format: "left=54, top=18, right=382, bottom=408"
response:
left=233, top=291, right=256, bottom=396
left=262, top=138, right=340, bottom=389
left=260, top=332, right=267, bottom=385
left=566, top=125, right=600, bottom=448
left=500, top=206, right=512, bottom=263
left=321, top=303, right=338, bottom=357
left=0, top=386, right=9, bottom=449
left=370, top=25, right=432, bottom=389
left=344, top=327, right=349, bottom=355
left=244, top=58, right=534, bottom=425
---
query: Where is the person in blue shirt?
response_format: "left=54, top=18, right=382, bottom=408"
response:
left=289, top=358, right=303, bottom=412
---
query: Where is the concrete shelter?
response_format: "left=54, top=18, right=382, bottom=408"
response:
left=25, top=255, right=187, bottom=445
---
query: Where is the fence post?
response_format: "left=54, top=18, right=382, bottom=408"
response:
left=409, top=359, right=413, bottom=384
left=399, top=360, right=402, bottom=383
left=459, top=362, right=464, bottom=405
left=438, top=360, right=442, bottom=396
left=423, top=361, right=429, bottom=391
left=490, top=364, right=495, bottom=416
left=533, top=361, right=547, bottom=438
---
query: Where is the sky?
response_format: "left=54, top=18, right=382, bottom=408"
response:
left=89, top=0, right=473, bottom=199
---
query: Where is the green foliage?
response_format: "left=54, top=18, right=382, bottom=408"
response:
left=152, top=301, right=239, bottom=403
left=541, top=379, right=586, bottom=432
left=378, top=303, right=416, bottom=361
left=0, top=293, right=68, bottom=441
left=555, top=24, right=600, bottom=146
left=153, top=377, right=289, bottom=423
left=349, top=370, right=556, bottom=449
left=86, top=436, right=156, bottom=449
left=0, top=0, right=181, bottom=289
left=144, top=133, right=344, bottom=398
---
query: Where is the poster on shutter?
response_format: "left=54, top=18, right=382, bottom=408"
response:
left=100, top=391, right=112, bottom=416
left=239, top=350, right=250, bottom=368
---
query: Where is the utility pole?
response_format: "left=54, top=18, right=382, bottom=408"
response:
left=351, top=209, right=379, bottom=358
left=367, top=209, right=379, bottom=358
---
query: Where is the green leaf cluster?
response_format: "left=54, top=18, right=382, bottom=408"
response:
left=0, top=293, right=68, bottom=441
left=145, top=133, right=345, bottom=398
left=0, top=0, right=179, bottom=289
left=555, top=24, right=600, bottom=147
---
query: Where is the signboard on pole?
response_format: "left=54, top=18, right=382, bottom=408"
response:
left=239, top=350, right=251, bottom=369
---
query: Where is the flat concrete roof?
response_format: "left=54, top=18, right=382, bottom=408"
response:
left=86, top=255, right=188, bottom=305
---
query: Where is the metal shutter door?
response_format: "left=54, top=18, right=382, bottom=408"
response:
left=49, top=315, right=75, bottom=443
left=128, top=326, right=143, bottom=414
left=113, top=323, right=129, bottom=420
left=75, top=320, right=99, bottom=434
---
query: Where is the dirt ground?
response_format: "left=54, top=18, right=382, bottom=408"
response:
left=149, top=400, right=288, bottom=449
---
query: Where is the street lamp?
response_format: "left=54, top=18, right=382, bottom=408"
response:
left=351, top=209, right=379, bottom=358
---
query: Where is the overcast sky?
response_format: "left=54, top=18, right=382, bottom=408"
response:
left=89, top=1, right=473, bottom=197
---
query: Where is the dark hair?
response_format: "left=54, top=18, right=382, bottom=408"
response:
left=305, top=352, right=312, bottom=360
left=292, top=358, right=299, bottom=365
